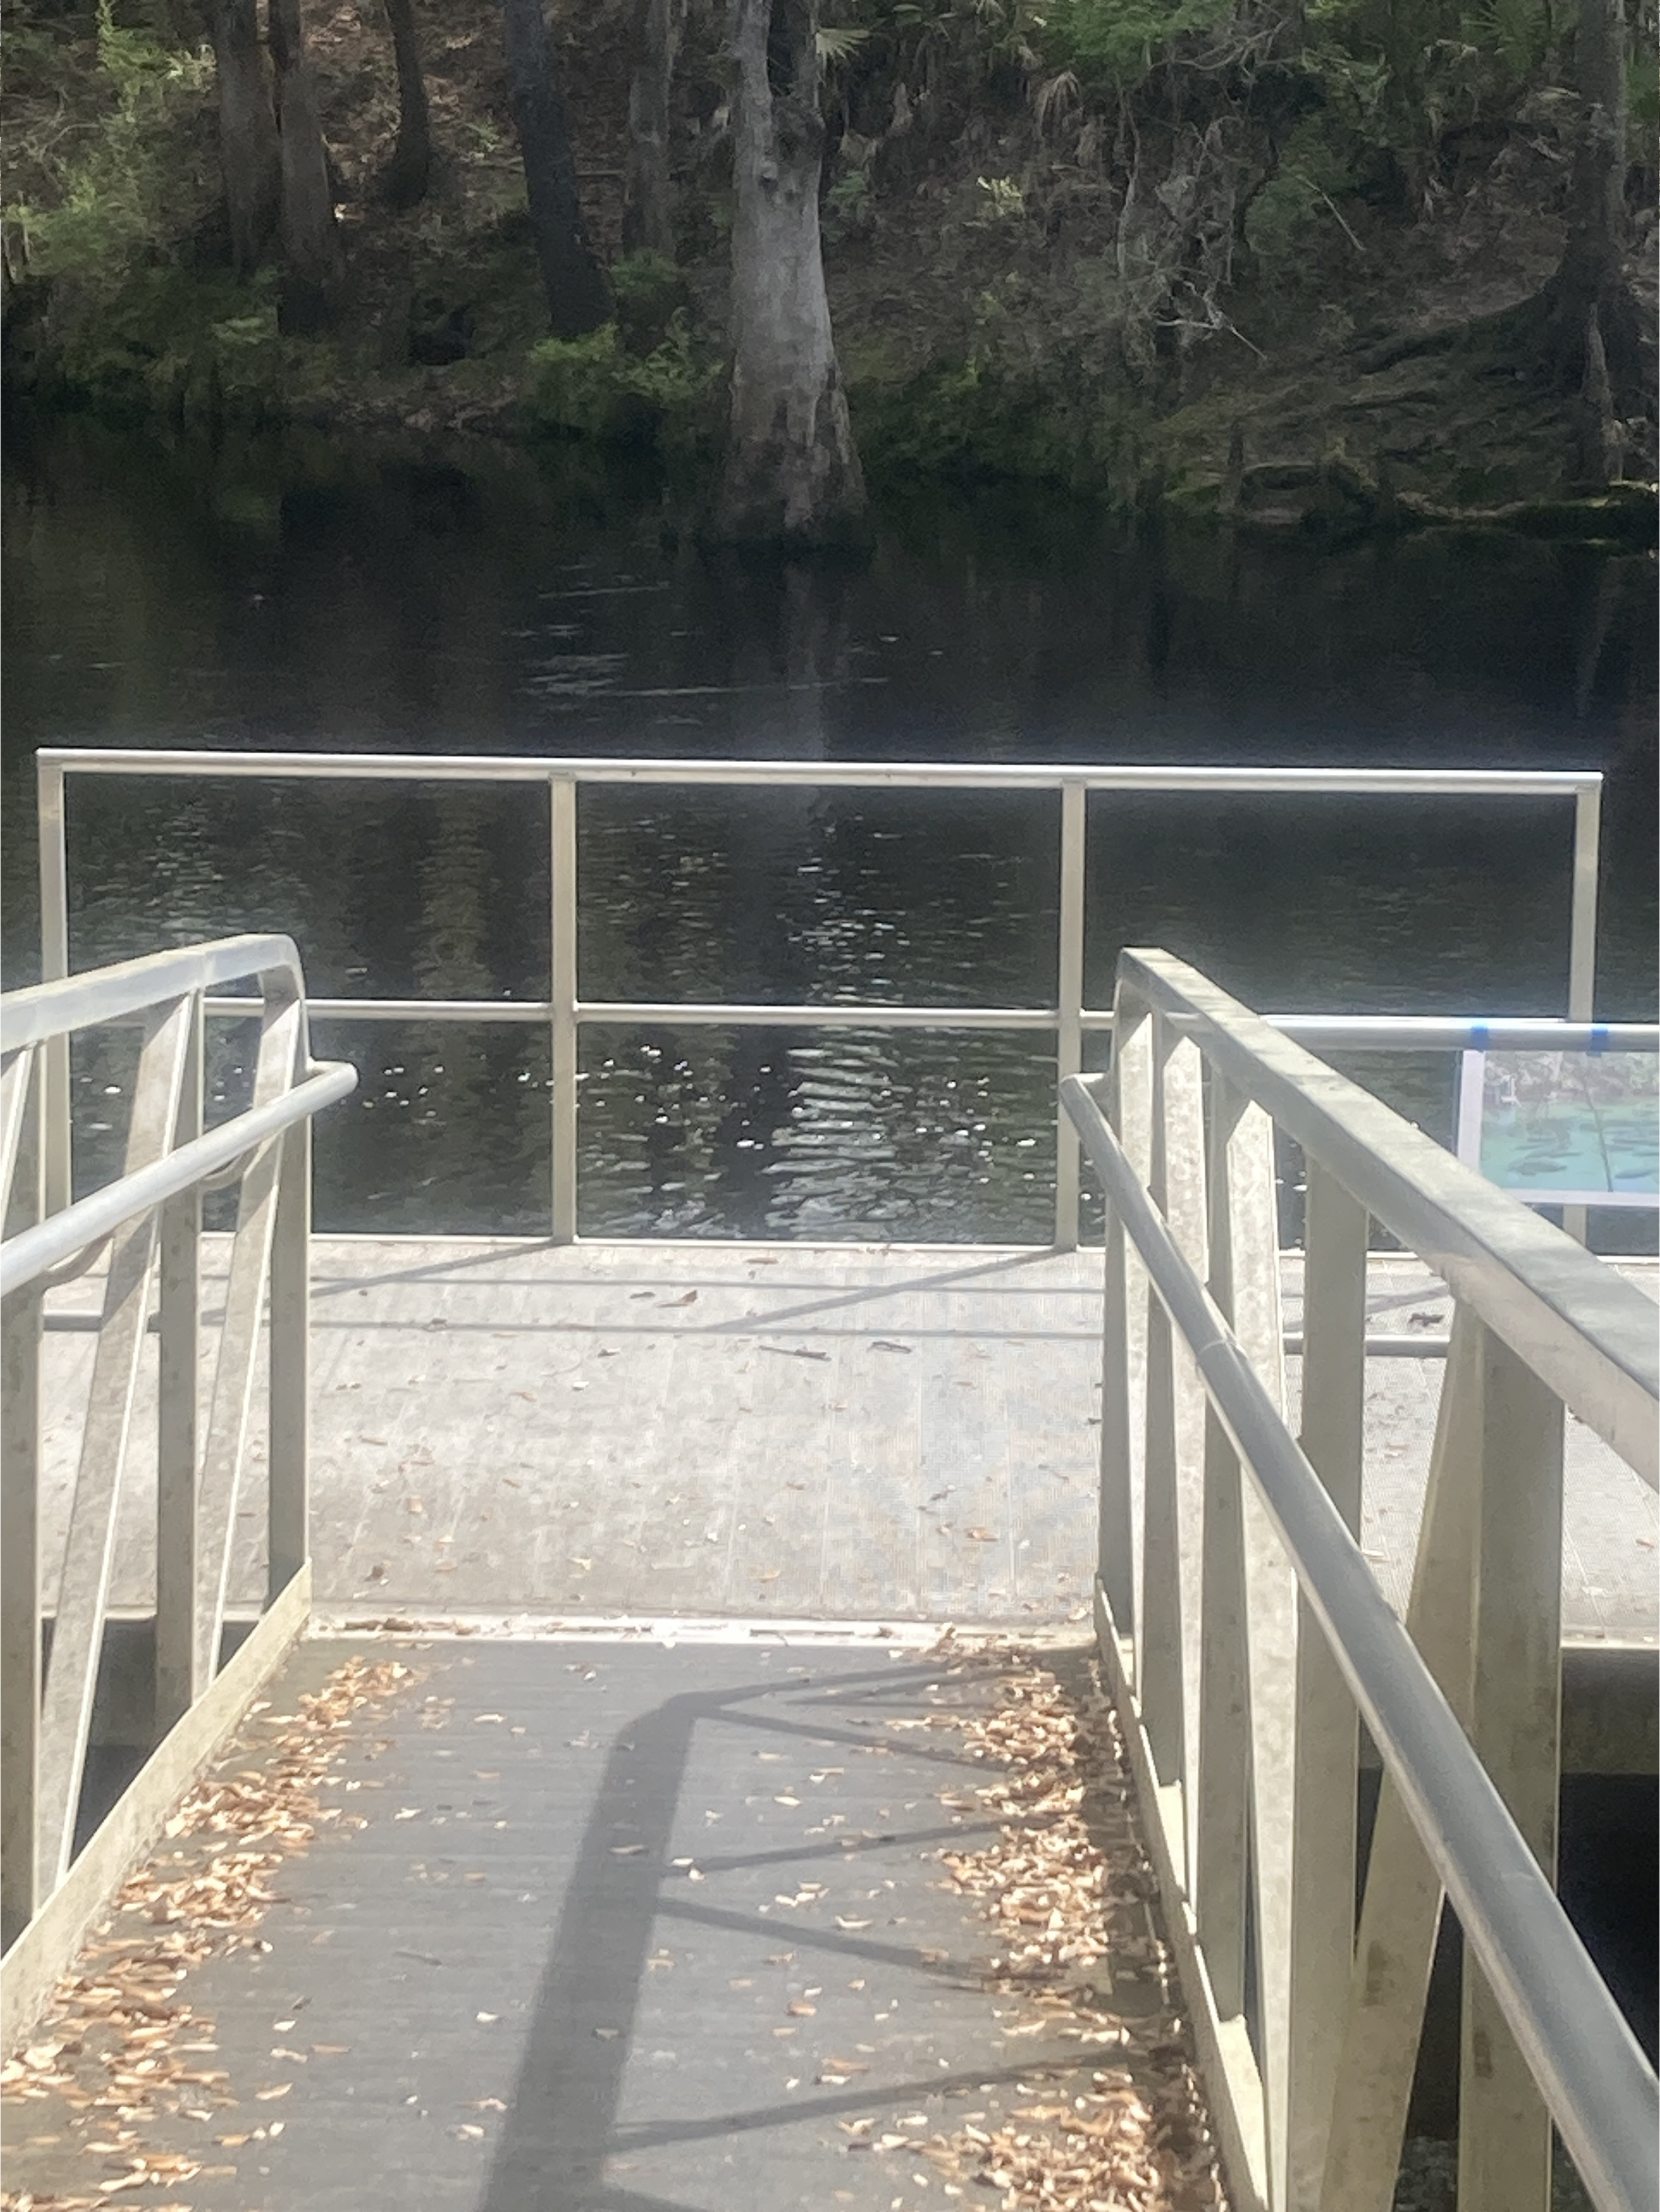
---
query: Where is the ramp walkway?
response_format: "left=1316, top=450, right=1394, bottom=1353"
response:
left=2, top=1635, right=1225, bottom=2212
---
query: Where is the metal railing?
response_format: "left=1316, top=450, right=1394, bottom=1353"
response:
left=0, top=937, right=355, bottom=1954
left=37, top=749, right=1605, bottom=1246
left=1062, top=950, right=1658, bottom=2212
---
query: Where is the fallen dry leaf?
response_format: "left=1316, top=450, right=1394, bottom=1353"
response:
left=924, top=1644, right=1230, bottom=2211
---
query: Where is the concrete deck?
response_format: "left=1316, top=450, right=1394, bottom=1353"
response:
left=37, top=1239, right=1659, bottom=1645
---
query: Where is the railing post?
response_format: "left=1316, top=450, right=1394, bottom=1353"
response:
left=550, top=775, right=579, bottom=1245
left=1192, top=1076, right=1255, bottom=2023
left=38, top=995, right=193, bottom=1886
left=1320, top=1306, right=1486, bottom=2212
left=1567, top=780, right=1599, bottom=1024
left=1, top=1053, right=43, bottom=1947
left=193, top=995, right=303, bottom=1697
left=1458, top=1330, right=1563, bottom=2212
left=267, top=1113, right=311, bottom=1601
left=1139, top=1014, right=1207, bottom=1825
left=1232, top=1146, right=1298, bottom=2212
left=1286, top=1161, right=1368, bottom=2210
left=1564, top=781, right=1600, bottom=1245
left=1098, top=995, right=1150, bottom=1640
left=1054, top=780, right=1086, bottom=1250
left=155, top=993, right=204, bottom=1729
left=37, top=756, right=71, bottom=1218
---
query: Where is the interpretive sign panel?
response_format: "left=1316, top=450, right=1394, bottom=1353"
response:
left=1456, top=1046, right=1660, bottom=1210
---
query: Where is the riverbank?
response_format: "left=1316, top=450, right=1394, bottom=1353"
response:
left=3, top=0, right=1657, bottom=543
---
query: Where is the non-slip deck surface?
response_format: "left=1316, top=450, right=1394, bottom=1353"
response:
left=2, top=1637, right=1210, bottom=2212
left=37, top=1239, right=1659, bottom=1641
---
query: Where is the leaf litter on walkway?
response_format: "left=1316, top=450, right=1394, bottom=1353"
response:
left=859, top=1641, right=1229, bottom=2212
left=1, top=1657, right=415, bottom=2207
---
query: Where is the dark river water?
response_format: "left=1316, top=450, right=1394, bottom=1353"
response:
left=3, top=414, right=1655, bottom=1244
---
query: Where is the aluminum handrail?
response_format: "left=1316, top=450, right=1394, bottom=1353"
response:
left=195, top=996, right=1659, bottom=1052
left=1262, top=1015, right=1658, bottom=1052
left=1061, top=1069, right=1659, bottom=2212
left=1116, top=951, right=1659, bottom=1486
left=1, top=934, right=307, bottom=1049
left=0, top=1062, right=357, bottom=1299
left=37, top=748, right=1606, bottom=1245
left=34, top=748, right=1605, bottom=794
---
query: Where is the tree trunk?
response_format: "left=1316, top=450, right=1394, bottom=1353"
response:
left=382, top=0, right=432, bottom=208
left=268, top=0, right=342, bottom=330
left=500, top=0, right=610, bottom=339
left=211, top=0, right=280, bottom=274
left=1537, top=0, right=1642, bottom=397
left=713, top=0, right=867, bottom=551
left=622, top=0, right=682, bottom=257
left=1576, top=306, right=1627, bottom=484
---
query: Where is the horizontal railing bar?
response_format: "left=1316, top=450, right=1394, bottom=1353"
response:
left=24, top=1312, right=1451, bottom=1350
left=0, top=1063, right=356, bottom=1299
left=206, top=996, right=556, bottom=1025
left=39, top=748, right=1601, bottom=797
left=576, top=1000, right=1058, bottom=1031
left=1265, top=1017, right=1659, bottom=1052
left=2, top=936, right=303, bottom=1049
left=1120, top=953, right=1660, bottom=1488
left=206, top=996, right=1055, bottom=1030
left=1284, top=1332, right=1448, bottom=1358
left=1062, top=1073, right=1658, bottom=2212
left=198, top=998, right=1660, bottom=1050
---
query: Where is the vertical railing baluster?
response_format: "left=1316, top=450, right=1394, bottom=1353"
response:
left=155, top=994, right=204, bottom=1729
left=1137, top=1011, right=1182, bottom=1786
left=267, top=1114, right=311, bottom=1601
left=550, top=775, right=579, bottom=1245
left=38, top=996, right=193, bottom=1885
left=1563, top=780, right=1601, bottom=1245
left=1458, top=1330, right=1563, bottom=2212
left=193, top=989, right=303, bottom=1699
left=1567, top=780, right=1600, bottom=1024
left=1193, top=1076, right=1252, bottom=2021
left=1139, top=1017, right=1206, bottom=1835
left=1286, top=1161, right=1368, bottom=2209
left=1166, top=1029, right=1209, bottom=1897
left=1221, top=1100, right=1294, bottom=2212
left=1, top=1052, right=43, bottom=1946
left=0, top=1048, right=36, bottom=1198
left=1098, top=993, right=1149, bottom=1643
left=1196, top=1081, right=1285, bottom=2039
left=1319, top=1305, right=1484, bottom=2212
left=1054, top=780, right=1086, bottom=1251
left=37, top=757, right=71, bottom=1218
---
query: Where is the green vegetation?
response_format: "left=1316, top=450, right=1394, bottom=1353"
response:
left=2, top=0, right=1655, bottom=534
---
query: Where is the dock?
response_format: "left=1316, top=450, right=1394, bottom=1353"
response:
left=32, top=1238, right=1655, bottom=1654
left=39, top=1238, right=1659, bottom=1646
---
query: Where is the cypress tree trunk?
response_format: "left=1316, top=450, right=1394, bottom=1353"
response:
left=713, top=0, right=867, bottom=551
left=622, top=0, right=682, bottom=257
left=1536, top=0, right=1642, bottom=398
left=382, top=0, right=432, bottom=208
left=268, top=0, right=342, bottom=330
left=500, top=0, right=610, bottom=338
left=211, top=0, right=280, bottom=273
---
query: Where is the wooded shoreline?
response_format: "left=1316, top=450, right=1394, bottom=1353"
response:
left=3, top=0, right=1656, bottom=546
